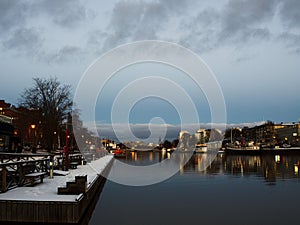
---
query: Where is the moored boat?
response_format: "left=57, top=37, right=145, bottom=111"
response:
left=226, top=145, right=300, bottom=154
left=194, top=144, right=208, bottom=153
left=113, top=149, right=126, bottom=158
left=225, top=146, right=260, bottom=154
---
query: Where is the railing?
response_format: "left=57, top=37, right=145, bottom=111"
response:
left=53, top=150, right=109, bottom=170
left=54, top=153, right=85, bottom=170
left=0, top=153, right=51, bottom=164
left=0, top=158, right=49, bottom=193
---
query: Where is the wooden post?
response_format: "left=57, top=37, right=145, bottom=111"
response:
left=1, top=166, right=7, bottom=192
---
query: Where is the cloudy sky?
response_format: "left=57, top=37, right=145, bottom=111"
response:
left=1, top=0, right=300, bottom=133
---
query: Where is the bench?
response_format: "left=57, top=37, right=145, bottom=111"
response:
left=69, top=162, right=78, bottom=169
left=24, top=172, right=46, bottom=185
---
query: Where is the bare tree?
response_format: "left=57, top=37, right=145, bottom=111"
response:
left=19, top=77, right=72, bottom=151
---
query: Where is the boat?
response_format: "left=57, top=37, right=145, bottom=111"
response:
left=225, top=145, right=260, bottom=154
left=113, top=149, right=126, bottom=158
left=226, top=145, right=300, bottom=154
left=194, top=144, right=208, bottom=153
left=225, top=130, right=261, bottom=154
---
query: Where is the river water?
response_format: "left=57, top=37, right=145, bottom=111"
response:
left=89, top=151, right=300, bottom=225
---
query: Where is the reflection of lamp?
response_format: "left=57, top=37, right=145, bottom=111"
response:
left=49, top=161, right=53, bottom=178
left=294, top=164, right=298, bottom=174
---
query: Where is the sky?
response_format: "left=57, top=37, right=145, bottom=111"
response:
left=1, top=0, right=300, bottom=140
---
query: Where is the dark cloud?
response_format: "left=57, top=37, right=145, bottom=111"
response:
left=179, top=0, right=277, bottom=53
left=101, top=0, right=189, bottom=51
left=278, top=32, right=300, bottom=53
left=279, top=0, right=300, bottom=29
left=0, top=0, right=88, bottom=61
left=2, top=27, right=43, bottom=54
left=276, top=0, right=300, bottom=53
left=1, top=0, right=300, bottom=64
left=0, top=0, right=88, bottom=31
left=219, top=0, right=278, bottom=43
left=31, top=0, right=88, bottom=28
left=0, top=0, right=27, bottom=31
left=43, top=45, right=84, bottom=64
left=102, top=1, right=160, bottom=50
left=179, top=8, right=221, bottom=52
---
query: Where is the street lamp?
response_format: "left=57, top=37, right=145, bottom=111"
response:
left=30, top=124, right=36, bottom=145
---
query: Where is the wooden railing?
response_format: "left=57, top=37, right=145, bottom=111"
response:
left=0, top=158, right=49, bottom=193
left=0, top=153, right=51, bottom=164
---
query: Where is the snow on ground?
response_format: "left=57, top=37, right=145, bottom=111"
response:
left=0, top=155, right=113, bottom=202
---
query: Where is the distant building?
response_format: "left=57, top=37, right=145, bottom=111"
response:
left=276, top=122, right=300, bottom=146
left=178, top=130, right=190, bottom=149
left=194, top=129, right=206, bottom=144
left=179, top=130, right=190, bottom=140
left=242, top=120, right=300, bottom=147
left=242, top=121, right=275, bottom=145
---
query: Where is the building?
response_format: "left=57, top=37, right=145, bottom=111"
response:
left=178, top=130, right=190, bottom=149
left=0, top=115, right=14, bottom=151
left=276, top=122, right=300, bottom=146
left=194, top=129, right=206, bottom=144
left=0, top=100, right=17, bottom=151
left=0, top=99, right=42, bottom=149
left=242, top=121, right=300, bottom=147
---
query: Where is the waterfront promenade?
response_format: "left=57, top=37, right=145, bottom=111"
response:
left=0, top=154, right=113, bottom=224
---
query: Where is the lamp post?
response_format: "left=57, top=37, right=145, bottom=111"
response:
left=30, top=124, right=36, bottom=145
left=65, top=105, right=70, bottom=171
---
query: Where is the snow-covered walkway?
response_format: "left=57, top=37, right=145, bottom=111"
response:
left=0, top=154, right=113, bottom=202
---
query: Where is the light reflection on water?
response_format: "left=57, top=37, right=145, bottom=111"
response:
left=89, top=151, right=300, bottom=225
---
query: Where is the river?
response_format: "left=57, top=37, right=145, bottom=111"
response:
left=89, top=151, right=300, bottom=225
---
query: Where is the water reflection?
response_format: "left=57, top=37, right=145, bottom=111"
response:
left=117, top=150, right=172, bottom=166
left=89, top=151, right=300, bottom=225
left=118, top=151, right=300, bottom=184
left=185, top=153, right=300, bottom=184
